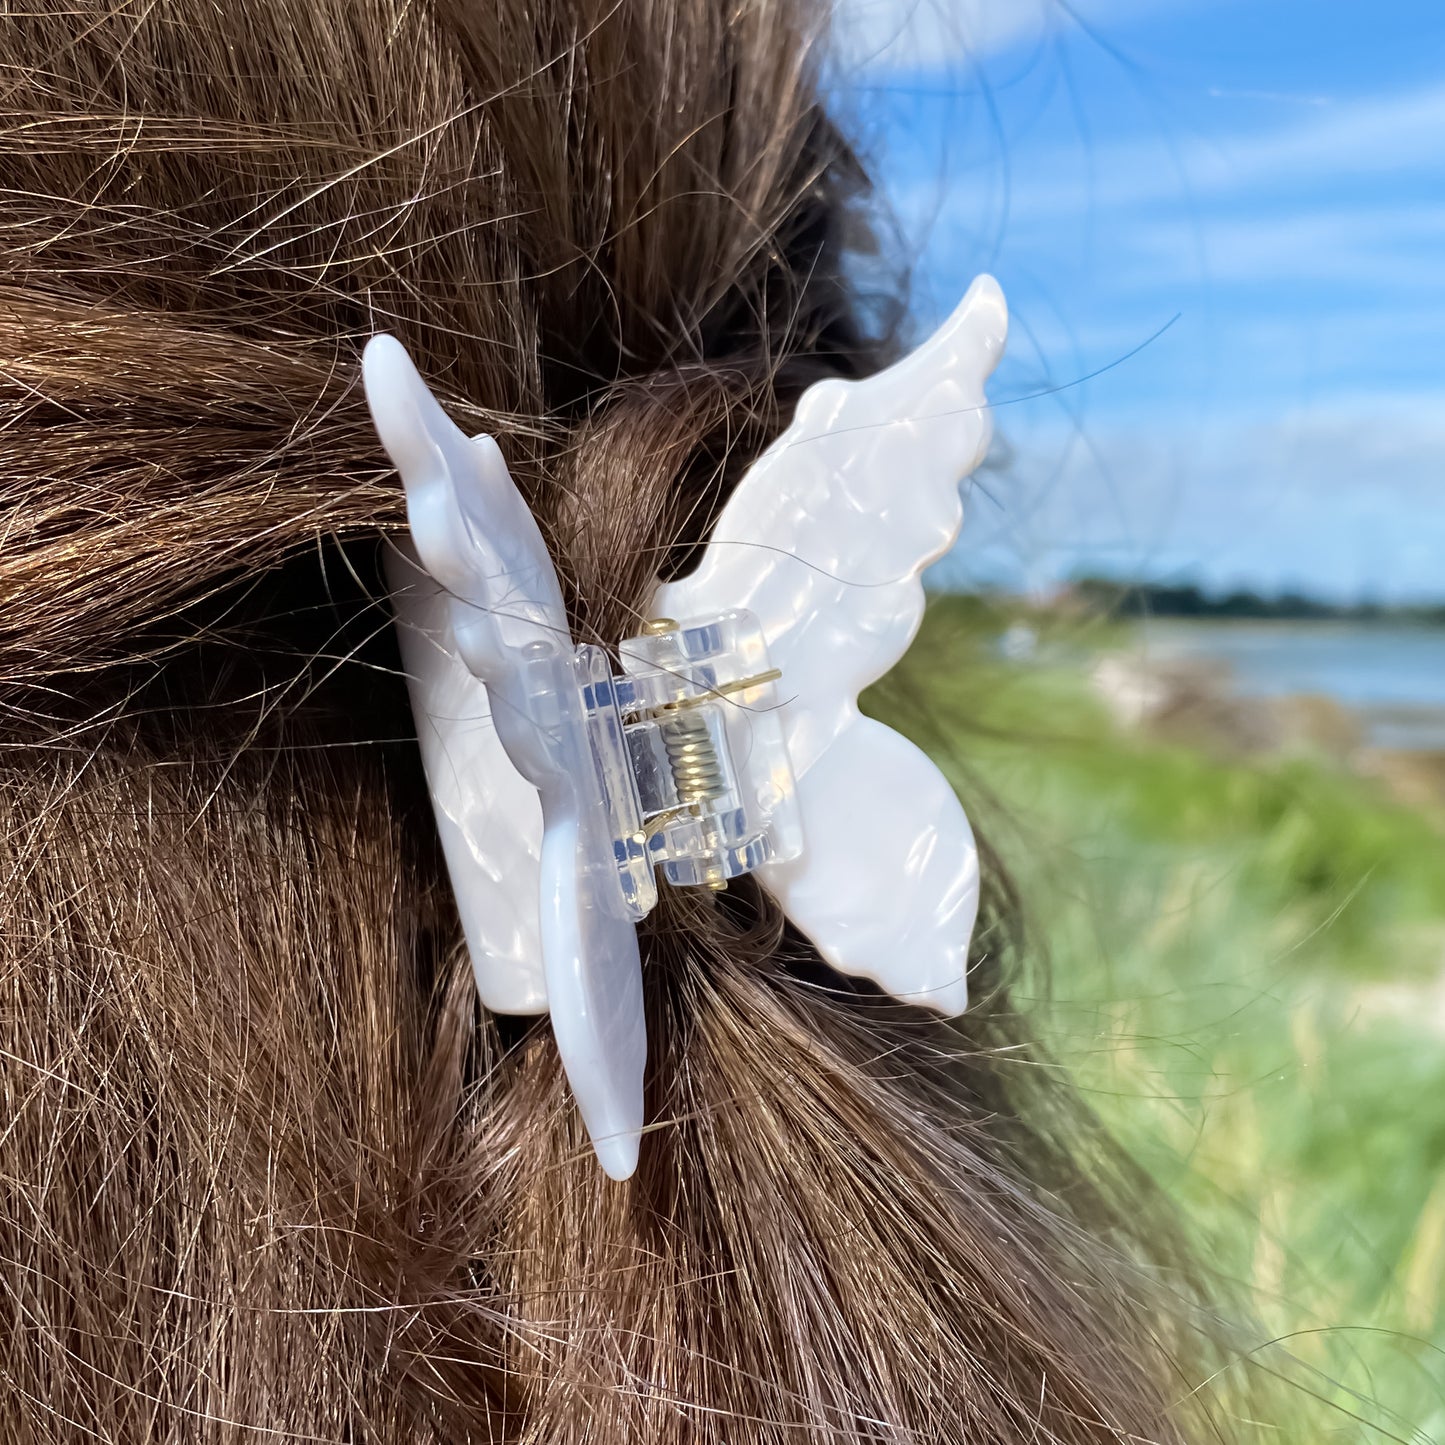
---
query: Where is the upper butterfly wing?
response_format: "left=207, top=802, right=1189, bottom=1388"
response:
left=653, top=275, right=1007, bottom=1014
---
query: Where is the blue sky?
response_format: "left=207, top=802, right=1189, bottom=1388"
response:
left=833, top=0, right=1445, bottom=602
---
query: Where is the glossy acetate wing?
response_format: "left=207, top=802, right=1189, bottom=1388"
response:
left=653, top=275, right=1007, bottom=1012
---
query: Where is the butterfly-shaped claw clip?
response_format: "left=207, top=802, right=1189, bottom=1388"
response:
left=364, top=274, right=1007, bottom=1180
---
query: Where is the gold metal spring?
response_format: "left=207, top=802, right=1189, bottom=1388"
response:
left=659, top=709, right=727, bottom=806
left=637, top=617, right=778, bottom=893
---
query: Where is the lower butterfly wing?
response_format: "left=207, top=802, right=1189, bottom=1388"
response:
left=759, top=714, right=976, bottom=1015
left=386, top=547, right=548, bottom=1014
left=654, top=275, right=1007, bottom=1014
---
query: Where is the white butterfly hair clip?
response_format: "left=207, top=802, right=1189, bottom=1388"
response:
left=363, top=275, right=1007, bottom=1180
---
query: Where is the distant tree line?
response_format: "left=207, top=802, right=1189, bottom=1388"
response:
left=1067, top=576, right=1445, bottom=623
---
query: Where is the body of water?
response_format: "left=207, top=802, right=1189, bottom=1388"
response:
left=1140, top=622, right=1445, bottom=751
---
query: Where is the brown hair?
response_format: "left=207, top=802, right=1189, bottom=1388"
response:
left=0, top=0, right=1263, bottom=1439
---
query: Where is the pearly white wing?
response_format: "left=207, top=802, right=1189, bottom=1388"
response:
left=385, top=548, right=549, bottom=1014
left=653, top=275, right=1008, bottom=1014
left=364, top=334, right=555, bottom=1015
left=365, top=336, right=645, bottom=1180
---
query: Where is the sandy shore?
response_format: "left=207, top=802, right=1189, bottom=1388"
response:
left=1090, top=647, right=1445, bottom=812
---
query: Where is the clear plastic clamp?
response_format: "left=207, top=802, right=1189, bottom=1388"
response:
left=575, top=609, right=802, bottom=917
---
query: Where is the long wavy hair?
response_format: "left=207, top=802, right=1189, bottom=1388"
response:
left=0, top=1, right=1266, bottom=1439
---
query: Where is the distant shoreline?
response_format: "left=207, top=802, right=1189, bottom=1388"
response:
left=1133, top=618, right=1445, bottom=752
left=1063, top=577, right=1445, bottom=625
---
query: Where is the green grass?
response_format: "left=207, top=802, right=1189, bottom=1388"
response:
left=874, top=596, right=1445, bottom=1441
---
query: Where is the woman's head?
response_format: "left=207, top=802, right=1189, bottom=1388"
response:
left=1, top=1, right=1260, bottom=1438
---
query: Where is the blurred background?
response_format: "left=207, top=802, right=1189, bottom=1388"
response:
left=834, top=2, right=1445, bottom=1438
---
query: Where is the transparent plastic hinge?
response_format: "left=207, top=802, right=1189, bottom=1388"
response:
left=572, top=609, right=802, bottom=918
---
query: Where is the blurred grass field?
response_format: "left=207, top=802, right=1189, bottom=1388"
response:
left=875, top=596, right=1445, bottom=1442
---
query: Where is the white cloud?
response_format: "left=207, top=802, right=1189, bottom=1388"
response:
left=1219, top=84, right=1445, bottom=186
left=1120, top=204, right=1445, bottom=288
left=1205, top=88, right=1332, bottom=108
left=992, top=82, right=1445, bottom=221
left=830, top=0, right=1190, bottom=71
left=937, top=402, right=1445, bottom=602
left=885, top=80, right=1445, bottom=276
left=888, top=74, right=1445, bottom=414
left=831, top=0, right=1055, bottom=70
left=850, top=14, right=1445, bottom=603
